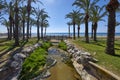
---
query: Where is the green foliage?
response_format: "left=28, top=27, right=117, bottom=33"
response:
left=73, top=39, right=120, bottom=76
left=19, top=47, right=47, bottom=80
left=41, top=41, right=52, bottom=50
left=58, top=41, right=67, bottom=51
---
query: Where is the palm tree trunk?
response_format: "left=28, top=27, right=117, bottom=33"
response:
left=9, top=16, right=12, bottom=40
left=77, top=25, right=80, bottom=38
left=85, top=19, right=89, bottom=43
left=26, top=0, right=31, bottom=41
left=68, top=25, right=70, bottom=38
left=73, top=22, right=76, bottom=40
left=91, top=23, right=94, bottom=38
left=22, top=20, right=25, bottom=40
left=41, top=26, right=43, bottom=39
left=14, top=4, right=19, bottom=46
left=106, top=10, right=116, bottom=55
left=93, top=22, right=97, bottom=41
left=44, top=27, right=47, bottom=37
left=30, top=26, right=32, bottom=38
left=37, top=20, right=40, bottom=41
left=12, top=21, right=15, bottom=39
left=7, top=27, right=10, bottom=39
left=26, top=13, right=30, bottom=41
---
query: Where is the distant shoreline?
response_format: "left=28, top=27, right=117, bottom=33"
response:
left=0, top=33, right=120, bottom=39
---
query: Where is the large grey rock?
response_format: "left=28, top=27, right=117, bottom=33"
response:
left=21, top=46, right=34, bottom=54
left=10, top=61, right=19, bottom=68
left=81, top=52, right=91, bottom=56
left=13, top=53, right=26, bottom=61
left=34, top=43, right=42, bottom=48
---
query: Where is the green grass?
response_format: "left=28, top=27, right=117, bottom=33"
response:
left=19, top=47, right=47, bottom=80
left=41, top=41, right=52, bottom=50
left=58, top=41, right=67, bottom=51
left=72, top=38, right=120, bottom=76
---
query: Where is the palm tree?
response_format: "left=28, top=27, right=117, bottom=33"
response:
left=73, top=0, right=99, bottom=43
left=90, top=5, right=107, bottom=41
left=106, top=0, right=119, bottom=55
left=40, top=11, right=50, bottom=40
left=26, top=0, right=42, bottom=41
left=67, top=22, right=72, bottom=38
left=0, top=0, right=6, bottom=18
left=19, top=6, right=27, bottom=40
left=76, top=16, right=83, bottom=38
left=1, top=19, right=10, bottom=39
left=29, top=17, right=35, bottom=38
left=5, top=1, right=14, bottom=40
left=66, top=10, right=80, bottom=40
left=43, top=20, right=49, bottom=37
left=14, top=0, right=20, bottom=46
left=34, top=8, right=43, bottom=41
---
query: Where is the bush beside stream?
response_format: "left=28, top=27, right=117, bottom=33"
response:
left=19, top=42, right=52, bottom=80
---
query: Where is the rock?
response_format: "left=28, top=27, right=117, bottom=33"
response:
left=81, top=52, right=91, bottom=56
left=10, top=61, right=19, bottom=68
left=74, top=48, right=79, bottom=52
left=34, top=43, right=42, bottom=48
left=21, top=46, right=33, bottom=54
left=43, top=70, right=51, bottom=78
left=13, top=53, right=26, bottom=61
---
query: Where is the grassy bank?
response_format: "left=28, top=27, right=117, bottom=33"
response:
left=19, top=41, right=52, bottom=79
left=19, top=47, right=47, bottom=79
left=71, top=38, right=120, bottom=76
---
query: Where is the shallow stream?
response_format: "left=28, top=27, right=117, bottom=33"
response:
left=46, top=48, right=81, bottom=80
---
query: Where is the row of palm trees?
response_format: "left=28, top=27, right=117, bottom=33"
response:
left=0, top=0, right=50, bottom=46
left=66, top=0, right=119, bottom=55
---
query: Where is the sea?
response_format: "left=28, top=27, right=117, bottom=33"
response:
left=0, top=33, right=120, bottom=38
left=32, top=33, right=120, bottom=37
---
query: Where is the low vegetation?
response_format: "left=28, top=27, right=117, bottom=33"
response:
left=58, top=41, right=67, bottom=51
left=19, top=41, right=52, bottom=79
left=41, top=41, right=52, bottom=50
left=19, top=47, right=47, bottom=80
left=72, top=38, right=120, bottom=76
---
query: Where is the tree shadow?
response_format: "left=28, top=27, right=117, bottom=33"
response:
left=0, top=38, right=8, bottom=43
left=114, top=54, right=120, bottom=58
left=0, top=41, right=28, bottom=58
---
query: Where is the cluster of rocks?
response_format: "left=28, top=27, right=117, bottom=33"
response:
left=0, top=43, right=42, bottom=80
left=64, top=40, right=98, bottom=64
left=64, top=40, right=98, bottom=80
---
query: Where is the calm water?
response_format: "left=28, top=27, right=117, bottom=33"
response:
left=32, top=33, right=120, bottom=37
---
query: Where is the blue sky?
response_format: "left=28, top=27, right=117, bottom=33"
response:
left=0, top=0, right=120, bottom=33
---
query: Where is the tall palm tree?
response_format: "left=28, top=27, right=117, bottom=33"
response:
left=29, top=17, right=35, bottom=38
left=26, top=0, right=42, bottom=41
left=66, top=10, right=80, bottom=40
left=76, top=16, right=83, bottom=38
left=90, top=5, right=107, bottom=41
left=1, top=19, right=10, bottom=39
left=19, top=6, right=27, bottom=40
left=43, top=20, right=49, bottom=37
left=14, top=0, right=20, bottom=46
left=34, top=8, right=46, bottom=41
left=5, top=1, right=14, bottom=40
left=73, top=0, right=99, bottom=43
left=40, top=11, right=50, bottom=40
left=0, top=0, right=6, bottom=18
left=67, top=22, right=72, bottom=38
left=106, top=0, right=119, bottom=55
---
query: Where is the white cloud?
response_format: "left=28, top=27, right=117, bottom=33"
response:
left=44, top=0, right=56, bottom=4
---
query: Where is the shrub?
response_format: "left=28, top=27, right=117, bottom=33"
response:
left=41, top=41, right=52, bottom=50
left=58, top=41, right=67, bottom=51
left=19, top=48, right=47, bottom=80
